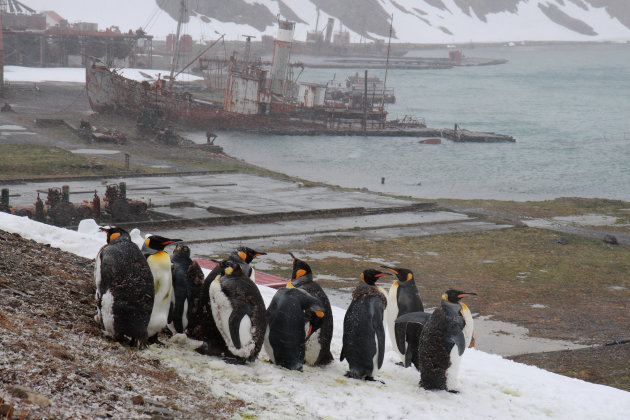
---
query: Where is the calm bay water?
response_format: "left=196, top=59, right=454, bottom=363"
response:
left=187, top=43, right=630, bottom=201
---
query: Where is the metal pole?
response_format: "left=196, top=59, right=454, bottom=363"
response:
left=363, top=69, right=368, bottom=133
left=169, top=0, right=186, bottom=83
left=381, top=14, right=393, bottom=114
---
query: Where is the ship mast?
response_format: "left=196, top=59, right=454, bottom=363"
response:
left=381, top=13, right=393, bottom=115
left=169, top=0, right=186, bottom=83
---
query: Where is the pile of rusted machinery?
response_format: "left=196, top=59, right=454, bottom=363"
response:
left=0, top=182, right=148, bottom=227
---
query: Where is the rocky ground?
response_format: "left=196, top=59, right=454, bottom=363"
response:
left=0, top=229, right=245, bottom=419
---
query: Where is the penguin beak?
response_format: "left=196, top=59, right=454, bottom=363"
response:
left=306, top=324, right=313, bottom=339
left=381, top=266, right=398, bottom=275
left=458, top=292, right=477, bottom=298
left=162, top=239, right=182, bottom=246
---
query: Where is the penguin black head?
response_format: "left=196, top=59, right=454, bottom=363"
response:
left=100, top=226, right=130, bottom=243
left=219, top=258, right=244, bottom=276
left=381, top=266, right=415, bottom=284
left=289, top=252, right=312, bottom=281
left=360, top=269, right=389, bottom=286
left=442, top=289, right=477, bottom=303
left=173, top=244, right=191, bottom=256
left=236, top=247, right=267, bottom=264
left=144, top=235, right=182, bottom=251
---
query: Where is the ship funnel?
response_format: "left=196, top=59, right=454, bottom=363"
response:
left=325, top=18, right=334, bottom=43
left=270, top=19, right=295, bottom=97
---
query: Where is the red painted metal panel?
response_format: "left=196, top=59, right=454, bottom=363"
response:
left=193, top=258, right=288, bottom=289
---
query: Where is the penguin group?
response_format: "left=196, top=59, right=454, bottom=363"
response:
left=93, top=228, right=476, bottom=392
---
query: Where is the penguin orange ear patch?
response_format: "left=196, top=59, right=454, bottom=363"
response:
left=406, top=273, right=413, bottom=282
left=295, top=269, right=307, bottom=279
left=238, top=251, right=247, bottom=261
left=313, top=310, right=325, bottom=318
left=144, top=237, right=150, bottom=246
left=110, top=232, right=121, bottom=242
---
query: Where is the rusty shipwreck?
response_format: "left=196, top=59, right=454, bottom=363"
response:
left=85, top=19, right=429, bottom=136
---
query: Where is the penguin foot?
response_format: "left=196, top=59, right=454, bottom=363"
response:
left=148, top=334, right=165, bottom=346
left=314, top=352, right=334, bottom=366
left=195, top=342, right=224, bottom=357
left=223, top=356, right=247, bottom=365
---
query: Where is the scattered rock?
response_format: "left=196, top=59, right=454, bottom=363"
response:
left=603, top=234, right=618, bottom=245
left=131, top=395, right=145, bottom=406
left=556, top=237, right=569, bottom=245
left=7, top=385, right=51, bottom=407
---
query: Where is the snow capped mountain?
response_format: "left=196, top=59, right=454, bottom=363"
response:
left=22, top=0, right=630, bottom=43
left=154, top=0, right=630, bottom=43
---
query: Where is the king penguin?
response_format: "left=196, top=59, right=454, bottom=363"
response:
left=209, top=259, right=267, bottom=362
left=167, top=244, right=204, bottom=335
left=417, top=289, right=476, bottom=392
left=188, top=259, right=228, bottom=357
left=288, top=253, right=334, bottom=366
left=340, top=269, right=389, bottom=381
left=142, top=234, right=182, bottom=343
left=94, top=226, right=154, bottom=347
left=381, top=265, right=424, bottom=368
left=264, top=285, right=325, bottom=371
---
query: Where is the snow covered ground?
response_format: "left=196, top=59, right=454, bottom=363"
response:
left=3, top=66, right=202, bottom=84
left=1, top=211, right=628, bottom=418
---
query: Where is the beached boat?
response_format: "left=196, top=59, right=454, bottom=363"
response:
left=85, top=19, right=427, bottom=136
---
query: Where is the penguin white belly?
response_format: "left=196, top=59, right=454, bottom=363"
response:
left=182, top=299, right=189, bottom=331
left=249, top=267, right=256, bottom=283
left=461, top=303, right=474, bottom=348
left=304, top=328, right=321, bottom=366
left=372, top=333, right=380, bottom=377
left=445, top=345, right=462, bottom=391
left=100, top=290, right=115, bottom=337
left=147, top=252, right=173, bottom=337
left=94, top=251, right=103, bottom=290
left=385, top=284, right=402, bottom=358
left=263, top=326, right=275, bottom=363
left=210, top=280, right=256, bottom=358
left=167, top=298, right=189, bottom=335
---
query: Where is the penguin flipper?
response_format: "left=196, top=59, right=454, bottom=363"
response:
left=404, top=345, right=414, bottom=368
left=228, top=305, right=252, bottom=349
left=444, top=327, right=466, bottom=357
left=395, top=311, right=431, bottom=325
left=372, top=299, right=386, bottom=370
left=394, top=322, right=407, bottom=355
left=200, top=264, right=222, bottom=310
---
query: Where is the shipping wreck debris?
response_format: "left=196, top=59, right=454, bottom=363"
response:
left=86, top=19, right=428, bottom=136
left=0, top=183, right=148, bottom=227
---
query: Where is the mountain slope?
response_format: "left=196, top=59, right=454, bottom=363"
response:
left=155, top=0, right=630, bottom=43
